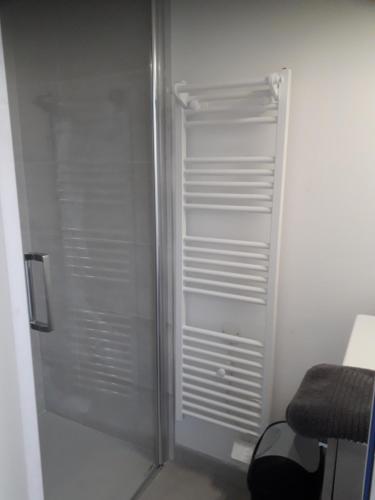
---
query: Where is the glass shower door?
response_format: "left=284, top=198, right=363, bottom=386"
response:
left=1, top=1, right=159, bottom=498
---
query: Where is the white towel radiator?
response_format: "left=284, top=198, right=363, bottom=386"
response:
left=174, top=69, right=291, bottom=440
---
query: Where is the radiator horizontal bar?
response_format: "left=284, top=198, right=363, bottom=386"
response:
left=182, top=382, right=262, bottom=409
left=184, top=204, right=271, bottom=213
left=182, top=373, right=262, bottom=399
left=183, top=236, right=269, bottom=248
left=190, top=93, right=272, bottom=104
left=183, top=286, right=267, bottom=304
left=184, top=156, right=274, bottom=164
left=183, top=325, right=264, bottom=347
left=182, top=391, right=261, bottom=418
left=186, top=102, right=278, bottom=113
left=182, top=345, right=262, bottom=368
left=185, top=116, right=277, bottom=127
left=183, top=246, right=268, bottom=260
left=184, top=181, right=273, bottom=188
left=183, top=277, right=267, bottom=294
left=177, top=78, right=268, bottom=93
left=183, top=401, right=261, bottom=428
left=183, top=336, right=264, bottom=359
left=182, top=410, right=259, bottom=436
left=183, top=354, right=262, bottom=377
left=184, top=169, right=274, bottom=175
left=183, top=364, right=262, bottom=389
left=183, top=256, right=268, bottom=271
left=183, top=267, right=267, bottom=283
left=184, top=193, right=273, bottom=201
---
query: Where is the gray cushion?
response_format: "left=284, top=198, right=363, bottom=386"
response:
left=286, top=364, right=375, bottom=443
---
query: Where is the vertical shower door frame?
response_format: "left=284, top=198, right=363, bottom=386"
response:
left=151, top=0, right=172, bottom=468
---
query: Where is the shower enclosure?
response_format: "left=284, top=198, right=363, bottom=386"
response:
left=0, top=0, right=169, bottom=498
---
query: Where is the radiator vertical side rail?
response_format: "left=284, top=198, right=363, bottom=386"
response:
left=262, top=69, right=292, bottom=427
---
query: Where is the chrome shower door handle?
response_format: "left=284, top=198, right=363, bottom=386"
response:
left=24, top=253, right=54, bottom=332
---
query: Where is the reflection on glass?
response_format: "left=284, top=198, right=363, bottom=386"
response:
left=1, top=1, right=158, bottom=498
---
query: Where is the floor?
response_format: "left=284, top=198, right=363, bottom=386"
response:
left=39, top=412, right=154, bottom=500
left=138, top=448, right=250, bottom=500
left=39, top=412, right=250, bottom=500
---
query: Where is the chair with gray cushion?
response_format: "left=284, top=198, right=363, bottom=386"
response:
left=287, top=364, right=375, bottom=500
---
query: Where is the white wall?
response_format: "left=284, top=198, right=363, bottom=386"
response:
left=171, top=0, right=375, bottom=420
left=0, top=220, right=28, bottom=500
